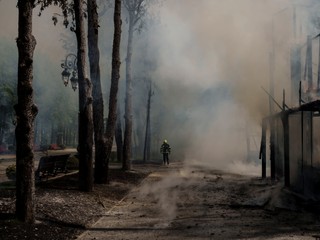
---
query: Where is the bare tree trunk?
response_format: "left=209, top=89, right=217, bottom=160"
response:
left=15, top=0, right=38, bottom=223
left=122, top=0, right=153, bottom=167
left=123, top=16, right=134, bottom=170
left=0, top=109, right=6, bottom=144
left=87, top=0, right=107, bottom=183
left=115, top=104, right=123, bottom=163
left=143, top=82, right=152, bottom=162
left=74, top=0, right=94, bottom=192
left=104, top=0, right=122, bottom=180
left=50, top=122, right=54, bottom=144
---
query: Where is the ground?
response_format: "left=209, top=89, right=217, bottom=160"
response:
left=0, top=164, right=153, bottom=240
left=78, top=162, right=320, bottom=240
left=1, top=162, right=320, bottom=240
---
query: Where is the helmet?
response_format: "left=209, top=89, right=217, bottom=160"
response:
left=164, top=139, right=167, bottom=143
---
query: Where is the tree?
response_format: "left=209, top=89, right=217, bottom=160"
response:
left=115, top=104, right=123, bottom=164
left=103, top=0, right=122, bottom=180
left=122, top=0, right=151, bottom=170
left=40, top=0, right=100, bottom=186
left=143, top=80, right=153, bottom=162
left=87, top=0, right=107, bottom=183
left=0, top=82, right=16, bottom=147
left=15, top=0, right=38, bottom=223
left=38, top=0, right=95, bottom=189
left=74, top=0, right=94, bottom=191
left=0, top=40, right=18, bottom=147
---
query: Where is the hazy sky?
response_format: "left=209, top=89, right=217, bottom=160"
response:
left=0, top=1, right=68, bottom=62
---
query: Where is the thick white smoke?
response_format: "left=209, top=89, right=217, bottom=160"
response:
left=133, top=0, right=317, bottom=220
left=0, top=0, right=309, bottom=173
left=145, top=0, right=302, bottom=174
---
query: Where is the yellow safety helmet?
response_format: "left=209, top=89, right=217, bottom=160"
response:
left=164, top=139, right=167, bottom=143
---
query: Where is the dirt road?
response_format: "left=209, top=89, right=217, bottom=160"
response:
left=77, top=162, right=320, bottom=240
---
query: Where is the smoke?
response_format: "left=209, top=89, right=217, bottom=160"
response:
left=0, top=0, right=294, bottom=170
left=0, top=1, right=17, bottom=41
left=0, top=0, right=314, bottom=170
left=130, top=7, right=320, bottom=218
left=139, top=172, right=180, bottom=220
left=0, top=0, right=80, bottom=147
left=143, top=0, right=297, bottom=172
left=139, top=167, right=205, bottom=220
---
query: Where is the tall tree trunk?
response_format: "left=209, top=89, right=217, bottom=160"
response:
left=104, top=0, right=122, bottom=180
left=50, top=122, right=54, bottom=144
left=115, top=104, right=123, bottom=163
left=0, top=109, right=6, bottom=144
left=87, top=0, right=107, bottom=183
left=74, top=0, right=94, bottom=192
left=143, top=83, right=152, bottom=162
left=123, top=15, right=134, bottom=170
left=15, top=0, right=38, bottom=223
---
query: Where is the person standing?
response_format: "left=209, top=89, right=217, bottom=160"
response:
left=160, top=139, right=171, bottom=165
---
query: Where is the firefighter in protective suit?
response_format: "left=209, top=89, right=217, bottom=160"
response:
left=160, top=139, right=171, bottom=165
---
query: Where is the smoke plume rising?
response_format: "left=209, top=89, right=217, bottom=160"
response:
left=146, top=0, right=306, bottom=174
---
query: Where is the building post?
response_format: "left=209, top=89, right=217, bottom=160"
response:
left=260, top=118, right=267, bottom=179
left=282, top=112, right=290, bottom=187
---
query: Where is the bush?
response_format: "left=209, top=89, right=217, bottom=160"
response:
left=6, top=164, right=16, bottom=180
left=67, top=155, right=79, bottom=170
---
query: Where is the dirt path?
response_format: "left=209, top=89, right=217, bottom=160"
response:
left=77, top=162, right=320, bottom=240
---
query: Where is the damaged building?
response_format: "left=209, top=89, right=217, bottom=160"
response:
left=260, top=99, right=320, bottom=199
left=260, top=32, right=320, bottom=199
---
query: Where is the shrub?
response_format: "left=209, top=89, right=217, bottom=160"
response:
left=67, top=155, right=79, bottom=170
left=6, top=164, right=16, bottom=180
